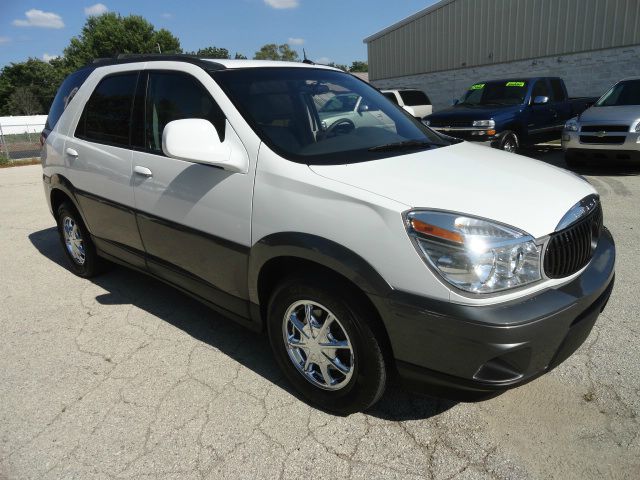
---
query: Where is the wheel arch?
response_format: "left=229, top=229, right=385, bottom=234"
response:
left=248, top=233, right=395, bottom=360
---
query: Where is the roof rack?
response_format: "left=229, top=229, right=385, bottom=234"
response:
left=88, top=53, right=226, bottom=70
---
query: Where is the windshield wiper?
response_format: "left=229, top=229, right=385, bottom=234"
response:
left=368, top=140, right=432, bottom=152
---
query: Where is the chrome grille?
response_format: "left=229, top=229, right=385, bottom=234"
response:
left=580, top=125, right=629, bottom=132
left=544, top=203, right=603, bottom=279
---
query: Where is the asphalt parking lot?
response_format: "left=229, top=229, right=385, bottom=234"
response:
left=1, top=148, right=638, bottom=480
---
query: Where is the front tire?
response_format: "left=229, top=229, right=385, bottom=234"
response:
left=55, top=202, right=101, bottom=278
left=267, top=277, right=387, bottom=414
left=498, top=131, right=519, bottom=153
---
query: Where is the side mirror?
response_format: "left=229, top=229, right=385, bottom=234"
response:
left=533, top=95, right=549, bottom=105
left=357, top=102, right=370, bottom=113
left=162, top=119, right=245, bottom=173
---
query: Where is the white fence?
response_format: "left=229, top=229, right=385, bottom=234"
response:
left=0, top=115, right=47, bottom=135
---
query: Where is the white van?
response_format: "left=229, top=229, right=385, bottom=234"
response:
left=42, top=56, right=615, bottom=413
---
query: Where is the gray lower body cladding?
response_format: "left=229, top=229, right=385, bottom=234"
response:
left=370, top=227, right=616, bottom=398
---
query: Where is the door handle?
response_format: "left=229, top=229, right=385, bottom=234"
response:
left=133, top=165, right=153, bottom=177
left=65, top=148, right=79, bottom=157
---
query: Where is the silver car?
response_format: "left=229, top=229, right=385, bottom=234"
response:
left=562, top=77, right=640, bottom=167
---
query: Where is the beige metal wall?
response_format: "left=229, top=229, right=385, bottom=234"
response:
left=367, top=0, right=640, bottom=81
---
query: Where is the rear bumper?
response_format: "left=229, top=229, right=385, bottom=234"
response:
left=370, top=227, right=615, bottom=399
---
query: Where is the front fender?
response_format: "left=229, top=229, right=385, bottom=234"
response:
left=247, top=232, right=393, bottom=305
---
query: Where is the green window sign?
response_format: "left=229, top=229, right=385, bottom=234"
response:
left=506, top=81, right=525, bottom=87
left=470, top=83, right=485, bottom=90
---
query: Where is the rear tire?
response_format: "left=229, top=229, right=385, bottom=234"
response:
left=267, top=277, right=387, bottom=414
left=55, top=202, right=101, bottom=278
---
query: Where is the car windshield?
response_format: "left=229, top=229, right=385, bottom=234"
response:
left=595, top=80, right=640, bottom=106
left=211, top=67, right=448, bottom=164
left=458, top=81, right=529, bottom=106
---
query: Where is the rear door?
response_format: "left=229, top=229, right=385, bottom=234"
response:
left=131, top=67, right=254, bottom=318
left=64, top=67, right=145, bottom=267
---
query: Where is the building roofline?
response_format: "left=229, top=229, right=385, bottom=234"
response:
left=363, top=0, right=454, bottom=44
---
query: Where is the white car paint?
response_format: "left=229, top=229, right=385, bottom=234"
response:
left=43, top=59, right=597, bottom=308
left=381, top=89, right=433, bottom=118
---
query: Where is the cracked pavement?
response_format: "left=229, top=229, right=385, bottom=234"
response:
left=1, top=150, right=639, bottom=480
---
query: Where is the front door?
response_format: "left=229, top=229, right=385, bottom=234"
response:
left=131, top=69, right=254, bottom=318
left=527, top=79, right=556, bottom=144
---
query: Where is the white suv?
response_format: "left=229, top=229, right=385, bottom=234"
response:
left=42, top=56, right=615, bottom=413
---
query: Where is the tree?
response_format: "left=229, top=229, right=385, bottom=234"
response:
left=234, top=52, right=248, bottom=60
left=63, top=13, right=181, bottom=68
left=0, top=58, right=64, bottom=115
left=6, top=86, right=42, bottom=115
left=188, top=46, right=230, bottom=59
left=327, top=62, right=348, bottom=71
left=349, top=61, right=368, bottom=72
left=253, top=43, right=299, bottom=61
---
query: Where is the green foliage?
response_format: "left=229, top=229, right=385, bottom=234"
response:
left=63, top=13, right=181, bottom=69
left=0, top=154, right=8, bottom=166
left=234, top=52, right=248, bottom=60
left=349, top=61, right=368, bottom=72
left=187, top=46, right=230, bottom=59
left=254, top=43, right=299, bottom=61
left=0, top=58, right=66, bottom=115
left=7, top=86, right=42, bottom=115
left=326, top=62, right=349, bottom=71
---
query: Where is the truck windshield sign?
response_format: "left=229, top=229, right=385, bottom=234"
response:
left=506, top=81, right=525, bottom=87
left=470, top=83, right=485, bottom=90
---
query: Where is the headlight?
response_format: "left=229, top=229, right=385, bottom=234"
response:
left=422, top=119, right=431, bottom=127
left=405, top=211, right=542, bottom=294
left=472, top=120, right=495, bottom=128
left=564, top=117, right=579, bottom=132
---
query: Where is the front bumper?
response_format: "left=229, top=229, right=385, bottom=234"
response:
left=431, top=127, right=502, bottom=145
left=562, top=130, right=640, bottom=161
left=370, top=227, right=615, bottom=399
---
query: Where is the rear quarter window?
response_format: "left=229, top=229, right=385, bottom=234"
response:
left=383, top=92, right=399, bottom=105
left=75, top=72, right=139, bottom=147
left=399, top=90, right=431, bottom=106
left=45, top=68, right=93, bottom=132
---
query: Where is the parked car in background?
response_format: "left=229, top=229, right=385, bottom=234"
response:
left=42, top=57, right=615, bottom=413
left=381, top=89, right=433, bottom=118
left=424, top=77, right=596, bottom=152
left=317, top=92, right=394, bottom=134
left=562, top=77, right=640, bottom=167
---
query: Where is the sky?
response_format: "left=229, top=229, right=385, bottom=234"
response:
left=0, top=0, right=438, bottom=68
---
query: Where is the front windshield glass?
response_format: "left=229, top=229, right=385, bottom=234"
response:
left=458, top=81, right=529, bottom=106
left=211, top=67, right=448, bottom=164
left=595, top=80, right=640, bottom=106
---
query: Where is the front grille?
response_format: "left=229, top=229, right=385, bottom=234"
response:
left=544, top=204, right=603, bottom=279
left=430, top=120, right=472, bottom=128
left=579, top=135, right=626, bottom=144
left=580, top=125, right=629, bottom=132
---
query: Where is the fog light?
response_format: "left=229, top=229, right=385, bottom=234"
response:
left=487, top=129, right=496, bottom=136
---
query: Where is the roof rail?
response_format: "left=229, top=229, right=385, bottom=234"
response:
left=88, top=53, right=226, bottom=70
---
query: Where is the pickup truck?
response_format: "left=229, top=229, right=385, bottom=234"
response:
left=424, top=77, right=596, bottom=152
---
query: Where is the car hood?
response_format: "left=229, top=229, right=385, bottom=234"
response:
left=309, top=142, right=596, bottom=238
left=426, top=104, right=521, bottom=122
left=579, top=105, right=640, bottom=123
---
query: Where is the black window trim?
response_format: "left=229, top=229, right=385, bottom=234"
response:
left=137, top=69, right=227, bottom=157
left=74, top=70, right=142, bottom=150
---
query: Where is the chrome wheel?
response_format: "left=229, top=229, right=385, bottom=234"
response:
left=282, top=300, right=355, bottom=391
left=62, top=216, right=85, bottom=265
left=502, top=134, right=518, bottom=152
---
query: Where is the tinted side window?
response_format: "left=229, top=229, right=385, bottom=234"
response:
left=531, top=80, right=550, bottom=101
left=399, top=90, right=431, bottom=106
left=75, top=72, right=138, bottom=147
left=383, top=92, right=399, bottom=105
left=45, top=68, right=93, bottom=132
left=145, top=71, right=225, bottom=154
left=549, top=79, right=565, bottom=102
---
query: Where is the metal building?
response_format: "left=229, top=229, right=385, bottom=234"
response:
left=365, top=0, right=640, bottom=109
